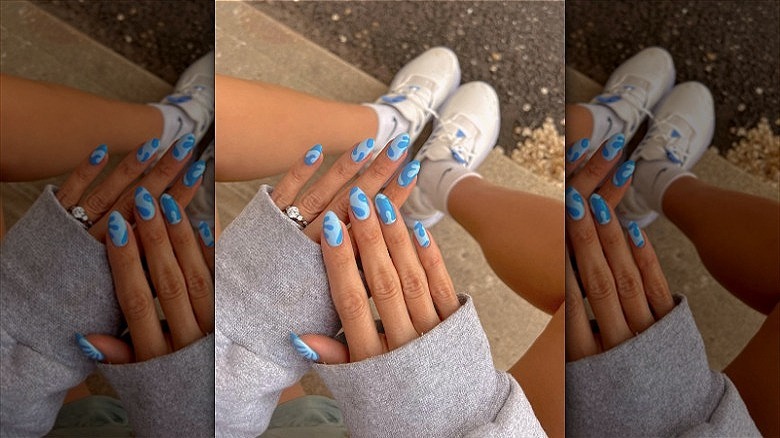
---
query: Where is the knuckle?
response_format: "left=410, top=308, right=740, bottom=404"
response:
left=368, top=270, right=401, bottom=303
left=568, top=223, right=600, bottom=247
left=119, top=159, right=141, bottom=179
left=384, top=229, right=410, bottom=248
left=599, top=227, right=625, bottom=248
left=422, top=252, right=446, bottom=272
left=582, top=267, right=616, bottom=303
left=401, top=274, right=428, bottom=302
left=299, top=191, right=326, bottom=215
left=186, top=271, right=213, bottom=301
left=73, top=167, right=94, bottom=186
left=121, top=292, right=155, bottom=322
left=429, top=283, right=455, bottom=304
left=84, top=191, right=111, bottom=215
left=333, top=161, right=357, bottom=181
left=155, top=266, right=188, bottom=304
left=144, top=227, right=170, bottom=247
left=152, top=161, right=180, bottom=182
left=613, top=271, right=643, bottom=300
left=366, top=161, right=390, bottom=184
left=337, top=288, right=370, bottom=322
left=356, top=228, right=384, bottom=247
left=583, top=160, right=606, bottom=181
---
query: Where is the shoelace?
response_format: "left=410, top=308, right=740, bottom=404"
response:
left=387, top=84, right=440, bottom=129
left=600, top=84, right=654, bottom=131
left=641, top=116, right=687, bottom=165
left=427, top=119, right=476, bottom=165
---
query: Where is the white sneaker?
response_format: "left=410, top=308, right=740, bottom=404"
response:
left=162, top=51, right=215, bottom=143
left=617, top=81, right=715, bottom=226
left=401, top=82, right=500, bottom=227
left=592, top=47, right=675, bottom=142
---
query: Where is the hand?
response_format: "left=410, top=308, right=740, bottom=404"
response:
left=55, top=135, right=206, bottom=241
left=564, top=134, right=675, bottom=362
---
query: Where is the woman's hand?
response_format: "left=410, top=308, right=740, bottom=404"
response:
left=564, top=134, right=675, bottom=362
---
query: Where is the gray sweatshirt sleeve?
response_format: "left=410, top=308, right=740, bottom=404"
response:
left=0, top=186, right=122, bottom=437
left=565, top=295, right=760, bottom=437
left=313, top=295, right=547, bottom=438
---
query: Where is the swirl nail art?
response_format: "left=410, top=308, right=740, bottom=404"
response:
left=565, top=186, right=585, bottom=220
left=413, top=221, right=431, bottom=248
left=136, top=138, right=161, bottom=163
left=172, top=133, right=196, bottom=161
left=289, top=332, right=319, bottom=361
left=108, top=211, right=128, bottom=247
left=198, top=221, right=215, bottom=247
left=589, top=193, right=611, bottom=225
left=612, top=160, right=636, bottom=187
left=386, top=133, right=411, bottom=161
left=601, top=133, right=625, bottom=161
left=397, top=160, right=421, bottom=187
left=183, top=160, right=206, bottom=187
left=160, top=194, right=182, bottom=225
left=323, top=211, right=343, bottom=247
left=89, top=144, right=108, bottom=165
left=627, top=221, right=646, bottom=248
left=374, top=194, right=396, bottom=225
left=566, top=138, right=589, bottom=163
left=350, top=138, right=375, bottom=163
left=304, top=144, right=323, bottom=166
left=75, top=333, right=105, bottom=362
left=134, top=187, right=155, bottom=220
left=349, top=187, right=370, bottom=220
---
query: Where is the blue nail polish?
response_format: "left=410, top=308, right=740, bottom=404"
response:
left=304, top=144, right=323, bottom=166
left=627, top=221, right=646, bottom=248
left=183, top=160, right=206, bottom=187
left=350, top=138, right=375, bottom=162
left=323, top=211, right=343, bottom=247
left=134, top=187, right=155, bottom=220
left=566, top=138, right=589, bottom=163
left=136, top=138, right=161, bottom=163
left=197, top=221, right=215, bottom=247
left=589, top=193, right=611, bottom=225
left=413, top=221, right=431, bottom=248
left=397, top=160, right=420, bottom=187
left=601, top=133, right=625, bottom=161
left=565, top=186, right=585, bottom=220
left=172, top=133, right=196, bottom=161
left=612, top=160, right=636, bottom=187
left=75, top=333, right=105, bottom=362
left=386, top=133, right=411, bottom=161
left=374, top=194, right=396, bottom=225
left=108, top=211, right=128, bottom=247
left=349, top=186, right=370, bottom=220
left=89, top=144, right=108, bottom=165
left=289, top=332, right=319, bottom=361
left=160, top=194, right=182, bottom=225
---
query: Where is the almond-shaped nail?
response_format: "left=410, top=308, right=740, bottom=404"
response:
left=134, top=186, right=155, bottom=220
left=398, top=160, right=420, bottom=187
left=160, top=194, right=182, bottom=224
left=589, top=193, right=611, bottom=225
left=601, top=133, right=625, bottom=161
left=413, top=221, right=430, bottom=248
left=375, top=194, right=397, bottom=225
left=136, top=138, right=160, bottom=163
left=198, top=221, right=215, bottom=247
left=183, top=160, right=206, bottom=187
left=386, top=133, right=410, bottom=161
left=565, top=186, right=585, bottom=220
left=350, top=138, right=375, bottom=162
left=75, top=333, right=105, bottom=362
left=349, top=186, right=370, bottom=220
left=172, top=133, right=196, bottom=161
left=566, top=138, right=589, bottom=163
left=627, top=221, right=646, bottom=248
left=612, top=160, right=636, bottom=187
left=89, top=144, right=108, bottom=165
left=107, top=211, right=128, bottom=247
left=304, top=144, right=323, bottom=166
left=323, top=211, right=343, bottom=247
left=289, top=332, right=319, bottom=361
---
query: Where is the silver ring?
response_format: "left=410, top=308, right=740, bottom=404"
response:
left=284, top=205, right=308, bottom=229
left=67, top=205, right=93, bottom=229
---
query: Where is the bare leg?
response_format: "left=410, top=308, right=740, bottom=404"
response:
left=663, top=177, right=780, bottom=314
left=215, top=75, right=378, bottom=181
left=0, top=74, right=162, bottom=181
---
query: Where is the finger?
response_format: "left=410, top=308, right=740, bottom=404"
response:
left=565, top=186, right=633, bottom=349
left=375, top=194, right=440, bottom=334
left=321, top=211, right=383, bottom=361
left=57, top=145, right=109, bottom=208
left=599, top=160, right=636, bottom=206
left=564, top=252, right=600, bottom=362
left=105, top=211, right=168, bottom=362
left=569, top=133, right=626, bottom=197
left=564, top=138, right=591, bottom=177
left=161, top=194, right=214, bottom=334
left=271, top=144, right=324, bottom=209
left=589, top=193, right=655, bottom=333
left=292, top=333, right=350, bottom=365
left=80, top=333, right=134, bottom=365
left=133, top=187, right=203, bottom=350
left=627, top=222, right=675, bottom=319
left=412, top=221, right=460, bottom=320
left=196, top=221, right=216, bottom=275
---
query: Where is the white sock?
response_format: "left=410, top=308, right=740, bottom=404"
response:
left=417, top=159, right=481, bottom=213
left=364, top=103, right=411, bottom=148
left=580, top=103, right=625, bottom=146
left=149, top=103, right=196, bottom=150
left=634, top=160, right=695, bottom=213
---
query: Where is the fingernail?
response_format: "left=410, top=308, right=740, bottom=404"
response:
left=627, top=221, right=646, bottom=248
left=172, top=133, right=196, bottom=161
left=565, top=186, right=585, bottom=220
left=322, top=211, right=343, bottom=247
left=183, top=160, right=206, bottom=187
left=197, top=221, right=215, bottom=248
left=589, top=193, right=611, bottom=225
left=304, top=144, right=323, bottom=166
left=107, top=211, right=128, bottom=247
left=136, top=138, right=160, bottom=163
left=566, top=138, right=589, bottom=163
left=89, top=144, right=108, bottom=165
left=386, top=133, right=410, bottom=161
left=160, top=194, right=182, bottom=225
left=75, top=333, right=105, bottom=362
left=612, top=160, right=636, bottom=187
left=374, top=194, right=396, bottom=225
left=601, top=133, right=625, bottom=161
left=134, top=186, right=155, bottom=220
left=289, top=332, right=319, bottom=361
left=350, top=138, right=375, bottom=162
left=413, top=221, right=431, bottom=248
left=349, top=186, right=370, bottom=220
left=397, top=160, right=420, bottom=187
